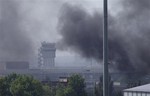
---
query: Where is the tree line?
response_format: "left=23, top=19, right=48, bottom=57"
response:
left=0, top=74, right=87, bottom=96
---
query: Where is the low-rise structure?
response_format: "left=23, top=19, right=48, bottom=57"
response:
left=123, top=84, right=150, bottom=96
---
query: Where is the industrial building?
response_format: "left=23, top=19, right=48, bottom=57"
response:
left=123, top=84, right=150, bottom=96
left=1, top=42, right=146, bottom=91
left=38, top=42, right=56, bottom=69
left=0, top=66, right=102, bottom=90
left=0, top=42, right=102, bottom=89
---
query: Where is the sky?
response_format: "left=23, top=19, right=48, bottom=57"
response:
left=21, top=0, right=105, bottom=67
left=0, top=0, right=106, bottom=67
left=18, top=0, right=120, bottom=67
left=1, top=0, right=150, bottom=72
left=0, top=0, right=128, bottom=68
left=18, top=0, right=120, bottom=43
left=0, top=0, right=150, bottom=72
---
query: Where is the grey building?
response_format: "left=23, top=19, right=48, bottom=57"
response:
left=6, top=61, right=29, bottom=70
left=38, top=42, right=56, bottom=69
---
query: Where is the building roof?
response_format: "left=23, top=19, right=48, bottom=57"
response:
left=124, top=84, right=150, bottom=92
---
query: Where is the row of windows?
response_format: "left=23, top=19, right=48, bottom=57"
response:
left=124, top=92, right=150, bottom=96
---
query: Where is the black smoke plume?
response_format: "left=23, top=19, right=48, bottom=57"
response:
left=0, top=0, right=33, bottom=62
left=58, top=0, right=150, bottom=73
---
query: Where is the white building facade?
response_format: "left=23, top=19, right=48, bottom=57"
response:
left=123, top=84, right=150, bottom=96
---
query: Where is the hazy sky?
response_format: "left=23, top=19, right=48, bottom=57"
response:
left=0, top=0, right=121, bottom=67
left=20, top=0, right=104, bottom=67
left=20, top=0, right=120, bottom=67
left=1, top=0, right=150, bottom=72
left=2, top=0, right=150, bottom=72
left=19, top=0, right=120, bottom=43
left=19, top=0, right=119, bottom=49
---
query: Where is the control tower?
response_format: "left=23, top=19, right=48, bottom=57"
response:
left=38, top=42, right=56, bottom=69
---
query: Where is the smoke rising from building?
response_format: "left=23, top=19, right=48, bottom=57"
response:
left=0, top=0, right=33, bottom=61
left=58, top=0, right=150, bottom=72
left=1, top=0, right=150, bottom=71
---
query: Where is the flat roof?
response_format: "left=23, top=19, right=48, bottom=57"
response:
left=124, top=84, right=150, bottom=92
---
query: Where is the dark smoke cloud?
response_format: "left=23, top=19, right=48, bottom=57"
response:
left=58, top=5, right=103, bottom=59
left=117, top=0, right=150, bottom=72
left=0, top=0, right=33, bottom=62
left=58, top=0, right=150, bottom=72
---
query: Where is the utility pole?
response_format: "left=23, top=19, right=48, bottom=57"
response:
left=103, top=0, right=109, bottom=96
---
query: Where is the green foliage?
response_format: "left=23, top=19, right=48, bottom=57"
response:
left=56, top=88, right=65, bottom=96
left=0, top=77, right=9, bottom=96
left=10, top=75, right=43, bottom=96
left=64, top=87, right=76, bottom=96
left=0, top=73, right=43, bottom=96
left=55, top=85, right=65, bottom=96
left=0, top=73, right=19, bottom=96
left=55, top=74, right=87, bottom=96
left=68, top=74, right=87, bottom=96
left=0, top=74, right=87, bottom=96
left=43, top=85, right=53, bottom=96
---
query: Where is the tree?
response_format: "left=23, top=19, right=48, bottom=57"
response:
left=64, top=87, right=76, bottom=96
left=67, top=74, right=87, bottom=96
left=55, top=74, right=87, bottom=96
left=0, top=73, right=45, bottom=96
left=55, top=85, right=65, bottom=96
left=10, top=75, right=43, bottom=96
left=0, top=77, right=10, bottom=96
left=0, top=73, right=19, bottom=96
left=43, top=85, right=53, bottom=96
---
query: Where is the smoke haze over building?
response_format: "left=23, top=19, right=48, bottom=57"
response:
left=58, top=0, right=150, bottom=72
left=0, top=0, right=99, bottom=67
left=0, top=0, right=65, bottom=65
left=1, top=0, right=150, bottom=71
